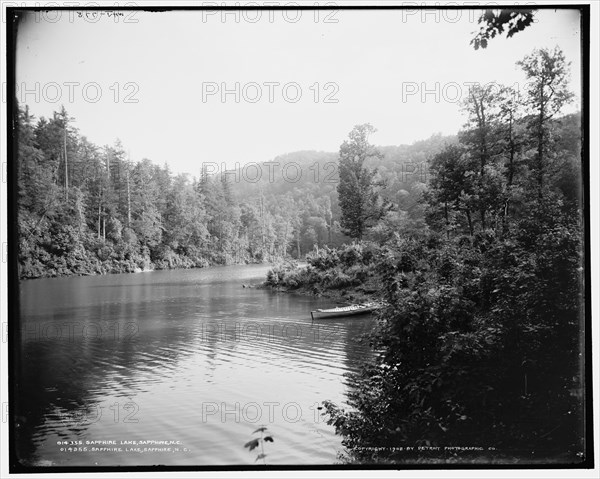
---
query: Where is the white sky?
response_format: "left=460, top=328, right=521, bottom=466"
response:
left=15, top=7, right=582, bottom=176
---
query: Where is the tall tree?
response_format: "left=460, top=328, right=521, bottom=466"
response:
left=497, top=85, right=526, bottom=224
left=427, top=144, right=477, bottom=237
left=517, top=47, right=574, bottom=198
left=337, top=124, right=390, bottom=239
left=459, top=83, right=502, bottom=230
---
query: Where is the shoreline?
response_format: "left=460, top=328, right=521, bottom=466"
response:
left=18, top=258, right=284, bottom=281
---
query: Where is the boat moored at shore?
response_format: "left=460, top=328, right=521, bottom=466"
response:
left=310, top=302, right=381, bottom=320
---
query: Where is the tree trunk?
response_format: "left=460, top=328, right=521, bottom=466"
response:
left=537, top=85, right=545, bottom=199
left=64, top=127, right=69, bottom=201
left=503, top=111, right=515, bottom=230
left=260, top=196, right=265, bottom=253
left=296, top=230, right=301, bottom=259
left=466, top=209, right=473, bottom=237
left=508, top=112, right=515, bottom=188
left=477, top=97, right=488, bottom=231
left=97, top=190, right=102, bottom=239
left=126, top=165, right=131, bottom=226
left=444, top=201, right=450, bottom=239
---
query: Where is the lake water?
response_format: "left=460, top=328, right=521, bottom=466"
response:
left=16, top=264, right=375, bottom=466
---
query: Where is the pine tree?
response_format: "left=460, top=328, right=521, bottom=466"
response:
left=337, top=124, right=390, bottom=239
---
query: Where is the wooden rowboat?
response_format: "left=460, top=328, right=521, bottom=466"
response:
left=310, top=302, right=381, bottom=320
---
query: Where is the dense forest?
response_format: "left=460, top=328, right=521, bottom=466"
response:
left=266, top=46, right=585, bottom=462
left=16, top=102, right=452, bottom=279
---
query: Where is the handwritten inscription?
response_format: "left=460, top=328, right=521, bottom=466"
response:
left=76, top=11, right=124, bottom=20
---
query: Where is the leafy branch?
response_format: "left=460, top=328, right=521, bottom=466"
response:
left=471, top=9, right=536, bottom=50
left=243, top=426, right=274, bottom=465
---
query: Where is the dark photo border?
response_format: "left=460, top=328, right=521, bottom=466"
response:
left=5, top=3, right=593, bottom=474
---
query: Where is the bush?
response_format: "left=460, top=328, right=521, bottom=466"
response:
left=322, top=268, right=355, bottom=289
left=265, top=260, right=300, bottom=287
left=339, top=242, right=364, bottom=267
left=307, top=246, right=339, bottom=270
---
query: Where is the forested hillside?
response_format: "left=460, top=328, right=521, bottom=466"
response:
left=16, top=105, right=453, bottom=279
